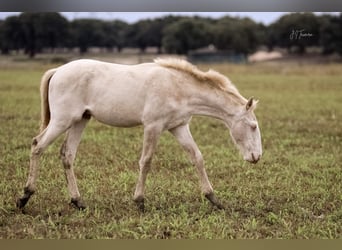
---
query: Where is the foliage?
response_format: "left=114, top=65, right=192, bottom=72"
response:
left=267, top=13, right=321, bottom=53
left=18, top=13, right=69, bottom=58
left=103, top=20, right=129, bottom=52
left=125, top=17, right=181, bottom=53
left=319, top=14, right=342, bottom=55
left=70, top=19, right=107, bottom=54
left=0, top=16, right=25, bottom=54
left=0, top=12, right=341, bottom=57
left=213, top=16, right=264, bottom=55
left=162, top=18, right=213, bottom=54
left=0, top=56, right=341, bottom=238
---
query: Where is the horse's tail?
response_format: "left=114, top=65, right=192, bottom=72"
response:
left=39, top=68, right=57, bottom=132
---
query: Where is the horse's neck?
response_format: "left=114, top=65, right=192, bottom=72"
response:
left=187, top=87, right=240, bottom=127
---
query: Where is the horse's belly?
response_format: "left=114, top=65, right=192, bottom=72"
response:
left=84, top=78, right=147, bottom=127
left=88, top=96, right=144, bottom=127
left=91, top=109, right=142, bottom=128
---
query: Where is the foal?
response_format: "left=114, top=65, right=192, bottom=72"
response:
left=17, top=58, right=262, bottom=211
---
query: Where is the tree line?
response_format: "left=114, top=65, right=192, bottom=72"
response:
left=0, top=12, right=341, bottom=58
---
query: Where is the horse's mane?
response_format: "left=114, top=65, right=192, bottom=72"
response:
left=154, top=58, right=246, bottom=105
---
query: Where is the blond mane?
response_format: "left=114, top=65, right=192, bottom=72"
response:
left=154, top=58, right=246, bottom=104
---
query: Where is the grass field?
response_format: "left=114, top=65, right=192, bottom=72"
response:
left=0, top=55, right=341, bottom=239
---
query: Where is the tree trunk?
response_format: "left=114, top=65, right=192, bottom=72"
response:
left=29, top=49, right=35, bottom=58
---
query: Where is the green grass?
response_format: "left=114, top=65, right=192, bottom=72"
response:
left=0, top=58, right=341, bottom=239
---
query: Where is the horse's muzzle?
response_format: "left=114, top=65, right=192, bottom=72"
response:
left=245, top=153, right=261, bottom=164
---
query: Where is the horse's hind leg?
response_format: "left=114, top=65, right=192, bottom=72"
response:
left=17, top=122, right=69, bottom=209
left=60, top=119, right=88, bottom=210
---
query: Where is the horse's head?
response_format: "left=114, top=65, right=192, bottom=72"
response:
left=229, top=97, right=262, bottom=164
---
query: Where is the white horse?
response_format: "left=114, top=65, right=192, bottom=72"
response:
left=17, top=58, right=262, bottom=211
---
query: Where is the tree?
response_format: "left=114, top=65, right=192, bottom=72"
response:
left=115, top=21, right=129, bottom=52
left=1, top=12, right=341, bottom=57
left=0, top=15, right=25, bottom=54
left=320, top=14, right=342, bottom=55
left=124, top=20, right=152, bottom=52
left=268, top=13, right=321, bottom=54
left=148, top=16, right=184, bottom=53
left=18, top=13, right=41, bottom=58
left=162, top=18, right=213, bottom=54
left=124, top=16, right=181, bottom=53
left=71, top=19, right=106, bottom=54
left=101, top=20, right=129, bottom=52
left=18, top=12, right=69, bottom=58
left=213, top=16, right=262, bottom=55
left=0, top=21, right=4, bottom=54
left=265, top=22, right=278, bottom=51
left=39, top=12, right=69, bottom=52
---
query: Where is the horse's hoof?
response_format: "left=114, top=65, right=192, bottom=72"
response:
left=134, top=197, right=145, bottom=212
left=205, top=193, right=225, bottom=210
left=16, top=187, right=34, bottom=209
left=16, top=197, right=28, bottom=209
left=70, top=198, right=87, bottom=210
left=214, top=202, right=225, bottom=210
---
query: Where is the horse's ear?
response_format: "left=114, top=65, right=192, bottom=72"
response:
left=246, top=97, right=254, bottom=111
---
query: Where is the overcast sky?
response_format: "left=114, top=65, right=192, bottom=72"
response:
left=0, top=12, right=338, bottom=24
left=60, top=12, right=288, bottom=24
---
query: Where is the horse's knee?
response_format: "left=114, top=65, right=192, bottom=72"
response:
left=32, top=138, right=38, bottom=146
left=31, top=144, right=43, bottom=157
left=61, top=153, right=72, bottom=169
left=31, top=137, right=45, bottom=157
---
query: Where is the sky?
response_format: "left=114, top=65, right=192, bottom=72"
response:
left=60, top=12, right=287, bottom=24
left=0, top=12, right=338, bottom=24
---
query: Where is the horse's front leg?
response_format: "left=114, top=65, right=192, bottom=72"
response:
left=169, top=124, right=224, bottom=209
left=133, top=124, right=162, bottom=211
